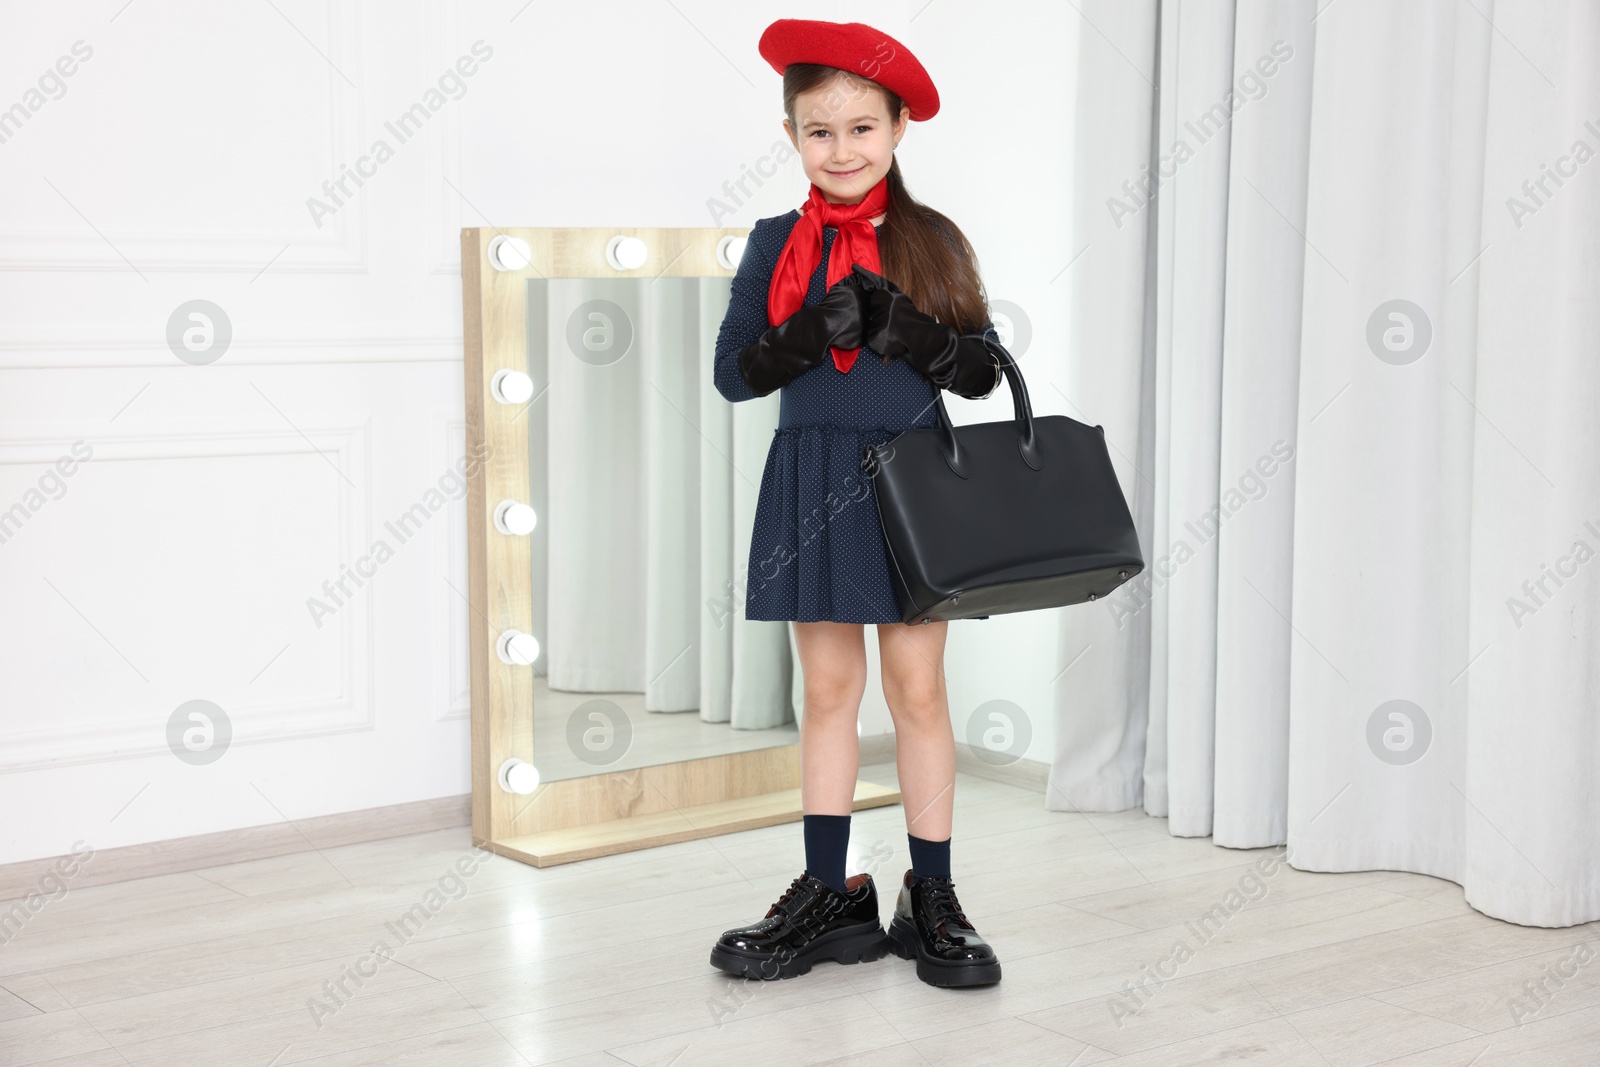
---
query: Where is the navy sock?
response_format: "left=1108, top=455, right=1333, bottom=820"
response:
left=908, top=832, right=951, bottom=883
left=803, top=813, right=852, bottom=893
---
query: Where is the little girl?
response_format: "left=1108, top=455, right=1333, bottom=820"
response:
left=707, top=19, right=1005, bottom=989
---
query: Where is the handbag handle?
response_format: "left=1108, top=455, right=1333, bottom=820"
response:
left=932, top=336, right=1042, bottom=478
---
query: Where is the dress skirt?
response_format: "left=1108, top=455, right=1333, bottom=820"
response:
left=745, top=420, right=914, bottom=623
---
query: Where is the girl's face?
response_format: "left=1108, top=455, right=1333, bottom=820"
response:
left=784, top=74, right=907, bottom=206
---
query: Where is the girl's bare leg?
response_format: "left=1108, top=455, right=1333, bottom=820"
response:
left=876, top=620, right=953, bottom=840
left=791, top=620, right=867, bottom=814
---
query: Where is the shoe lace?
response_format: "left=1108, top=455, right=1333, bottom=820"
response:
left=764, top=874, right=812, bottom=919
left=921, top=880, right=971, bottom=930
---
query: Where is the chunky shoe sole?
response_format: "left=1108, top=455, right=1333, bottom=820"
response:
left=887, top=915, right=1002, bottom=987
left=709, top=919, right=890, bottom=980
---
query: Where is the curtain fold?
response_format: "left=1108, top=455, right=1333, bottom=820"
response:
left=1154, top=0, right=1237, bottom=841
left=1212, top=0, right=1314, bottom=851
left=1054, top=0, right=1600, bottom=927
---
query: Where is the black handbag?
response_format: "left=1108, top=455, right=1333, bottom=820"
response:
left=861, top=341, right=1145, bottom=625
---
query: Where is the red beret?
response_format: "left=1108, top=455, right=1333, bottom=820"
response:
left=758, top=19, right=940, bottom=122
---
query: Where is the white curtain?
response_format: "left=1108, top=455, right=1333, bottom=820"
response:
left=1053, top=0, right=1600, bottom=927
left=539, top=277, right=800, bottom=728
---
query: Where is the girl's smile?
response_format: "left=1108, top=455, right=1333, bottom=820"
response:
left=784, top=72, right=907, bottom=206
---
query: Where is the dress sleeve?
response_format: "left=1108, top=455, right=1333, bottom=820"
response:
left=712, top=220, right=774, bottom=404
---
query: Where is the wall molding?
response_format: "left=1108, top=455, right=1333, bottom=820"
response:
left=427, top=0, right=468, bottom=277
left=0, top=1, right=367, bottom=273
left=0, top=329, right=461, bottom=369
left=436, top=411, right=472, bottom=723
left=0, top=418, right=375, bottom=773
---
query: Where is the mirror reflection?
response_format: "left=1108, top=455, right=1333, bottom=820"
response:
left=525, top=275, right=804, bottom=783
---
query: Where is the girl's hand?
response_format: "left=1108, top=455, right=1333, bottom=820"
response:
left=847, top=263, right=898, bottom=294
left=735, top=278, right=868, bottom=396
left=818, top=276, right=869, bottom=350
left=847, top=263, right=946, bottom=349
left=845, top=264, right=1002, bottom=399
left=846, top=264, right=926, bottom=354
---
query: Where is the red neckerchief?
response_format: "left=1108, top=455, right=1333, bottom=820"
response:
left=767, top=176, right=889, bottom=373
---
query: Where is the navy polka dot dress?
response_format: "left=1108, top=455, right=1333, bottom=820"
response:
left=713, top=208, right=998, bottom=624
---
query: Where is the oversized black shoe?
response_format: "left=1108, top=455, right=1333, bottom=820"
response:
left=709, top=870, right=889, bottom=980
left=886, top=868, right=1002, bottom=987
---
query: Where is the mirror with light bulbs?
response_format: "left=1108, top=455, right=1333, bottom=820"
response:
left=461, top=227, right=901, bottom=868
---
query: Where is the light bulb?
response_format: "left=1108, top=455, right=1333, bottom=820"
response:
left=497, top=630, right=540, bottom=666
left=491, top=369, right=534, bottom=404
left=606, top=235, right=648, bottom=271
left=487, top=235, right=532, bottom=272
left=494, top=500, right=537, bottom=536
left=498, top=758, right=540, bottom=794
left=717, top=235, right=748, bottom=271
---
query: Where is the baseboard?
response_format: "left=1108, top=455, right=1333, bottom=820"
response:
left=0, top=793, right=471, bottom=900
left=0, top=745, right=1051, bottom=898
left=954, top=750, right=1051, bottom=791
left=860, top=732, right=1050, bottom=793
left=860, top=732, right=898, bottom=766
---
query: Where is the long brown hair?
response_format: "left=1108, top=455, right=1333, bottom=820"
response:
left=781, top=63, right=990, bottom=362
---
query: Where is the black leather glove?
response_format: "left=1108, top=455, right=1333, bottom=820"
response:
left=736, top=279, right=867, bottom=397
left=849, top=264, right=1003, bottom=400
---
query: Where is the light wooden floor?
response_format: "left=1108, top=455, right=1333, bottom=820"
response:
left=2, top=765, right=1597, bottom=1066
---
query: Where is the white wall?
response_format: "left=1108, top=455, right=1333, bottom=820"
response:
left=0, top=0, right=1074, bottom=865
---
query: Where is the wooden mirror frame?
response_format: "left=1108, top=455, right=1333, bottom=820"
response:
left=460, top=226, right=901, bottom=867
